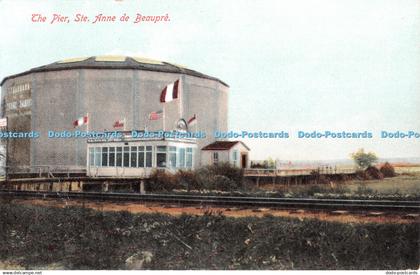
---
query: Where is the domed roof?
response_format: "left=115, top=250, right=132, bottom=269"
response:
left=1, top=55, right=228, bottom=87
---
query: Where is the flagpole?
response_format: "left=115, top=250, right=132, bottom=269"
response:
left=144, top=113, right=148, bottom=132
left=86, top=113, right=89, bottom=132
left=162, top=105, right=166, bottom=132
left=123, top=117, right=126, bottom=131
left=195, top=115, right=198, bottom=133
left=179, top=77, right=183, bottom=120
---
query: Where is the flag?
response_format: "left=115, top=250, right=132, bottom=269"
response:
left=73, top=116, right=88, bottom=127
left=149, top=110, right=163, bottom=120
left=113, top=119, right=125, bottom=128
left=0, top=118, right=7, bottom=128
left=160, top=79, right=179, bottom=103
left=187, top=114, right=197, bottom=126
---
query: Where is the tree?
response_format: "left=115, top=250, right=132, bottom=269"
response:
left=266, top=157, right=276, bottom=169
left=351, top=148, right=378, bottom=169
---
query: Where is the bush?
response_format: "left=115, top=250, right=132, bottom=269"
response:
left=355, top=169, right=367, bottom=180
left=175, top=170, right=200, bottom=191
left=195, top=163, right=243, bottom=191
left=365, top=166, right=384, bottom=180
left=213, top=175, right=239, bottom=191
left=206, top=162, right=244, bottom=185
left=82, top=183, right=103, bottom=192
left=147, top=170, right=180, bottom=192
left=309, top=170, right=329, bottom=184
left=108, top=183, right=133, bottom=193
left=380, top=162, right=396, bottom=178
left=146, top=163, right=244, bottom=192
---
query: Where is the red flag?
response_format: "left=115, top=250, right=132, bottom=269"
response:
left=73, top=116, right=88, bottom=127
left=149, top=110, right=163, bottom=120
left=160, top=79, right=179, bottom=103
left=113, top=119, right=125, bottom=128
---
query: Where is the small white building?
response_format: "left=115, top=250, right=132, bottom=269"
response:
left=86, top=131, right=250, bottom=177
left=201, top=141, right=250, bottom=168
left=87, top=131, right=197, bottom=177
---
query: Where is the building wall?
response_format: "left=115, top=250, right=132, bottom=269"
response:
left=201, top=143, right=250, bottom=168
left=201, top=150, right=230, bottom=166
left=185, top=75, right=229, bottom=148
left=231, top=143, right=250, bottom=168
left=1, top=68, right=228, bottom=170
left=1, top=74, right=33, bottom=167
left=31, top=70, right=80, bottom=168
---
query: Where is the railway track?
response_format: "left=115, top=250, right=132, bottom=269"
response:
left=0, top=190, right=419, bottom=213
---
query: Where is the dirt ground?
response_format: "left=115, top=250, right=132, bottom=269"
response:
left=12, top=198, right=419, bottom=224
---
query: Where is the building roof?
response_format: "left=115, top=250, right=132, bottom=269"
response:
left=201, top=141, right=250, bottom=151
left=1, top=55, right=229, bottom=87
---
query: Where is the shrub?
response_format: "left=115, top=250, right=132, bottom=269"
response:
left=213, top=175, right=239, bottom=191
left=365, top=166, right=384, bottom=180
left=355, top=169, right=367, bottom=180
left=146, top=163, right=244, bottom=192
left=309, top=170, right=329, bottom=184
left=194, top=163, right=243, bottom=191
left=175, top=170, right=200, bottom=191
left=380, top=162, right=396, bottom=178
left=303, top=185, right=325, bottom=196
left=82, top=183, right=103, bottom=192
left=147, top=170, right=180, bottom=192
left=207, top=162, right=244, bottom=185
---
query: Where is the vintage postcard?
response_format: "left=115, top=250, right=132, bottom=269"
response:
left=0, top=0, right=419, bottom=272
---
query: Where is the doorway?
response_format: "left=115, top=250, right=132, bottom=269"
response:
left=241, top=153, right=247, bottom=168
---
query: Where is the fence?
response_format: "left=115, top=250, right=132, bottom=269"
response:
left=1, top=165, right=86, bottom=179
left=244, top=167, right=356, bottom=177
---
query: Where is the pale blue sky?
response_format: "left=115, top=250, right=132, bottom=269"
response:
left=0, top=0, right=419, bottom=160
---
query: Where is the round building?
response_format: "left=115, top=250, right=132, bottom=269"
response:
left=0, top=56, right=229, bottom=173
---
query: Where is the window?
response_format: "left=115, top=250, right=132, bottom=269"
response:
left=116, top=147, right=122, bottom=167
left=186, top=148, right=193, bottom=168
left=130, top=146, right=137, bottom=167
left=232, top=150, right=238, bottom=167
left=169, top=146, right=177, bottom=168
left=102, top=147, right=108, bottom=167
left=146, top=146, right=153, bottom=167
left=156, top=146, right=167, bottom=168
left=89, top=148, right=94, bottom=166
left=123, top=146, right=130, bottom=167
left=213, top=152, right=219, bottom=165
left=94, top=147, right=101, bottom=167
left=178, top=148, right=185, bottom=168
left=138, top=146, right=145, bottom=167
left=109, top=147, right=115, bottom=167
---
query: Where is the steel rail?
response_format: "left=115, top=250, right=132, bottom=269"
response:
left=0, top=190, right=419, bottom=212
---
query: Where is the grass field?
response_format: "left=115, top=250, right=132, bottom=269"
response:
left=258, top=172, right=420, bottom=199
left=394, top=165, right=420, bottom=174
left=345, top=173, right=420, bottom=194
left=0, top=201, right=418, bottom=270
